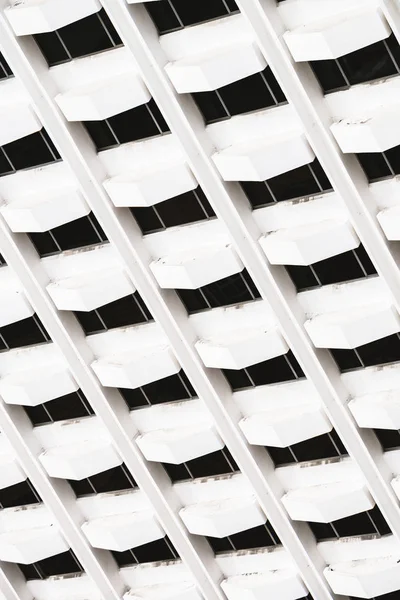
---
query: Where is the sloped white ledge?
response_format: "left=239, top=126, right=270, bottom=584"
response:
left=221, top=570, right=308, bottom=600
left=124, top=582, right=202, bottom=600
left=349, top=390, right=400, bottom=430
left=324, top=556, right=400, bottom=598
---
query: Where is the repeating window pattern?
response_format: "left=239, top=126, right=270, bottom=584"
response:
left=145, top=0, right=239, bottom=35
left=310, top=34, right=400, bottom=94
left=34, top=8, right=122, bottom=67
left=0, top=479, right=41, bottom=508
left=112, top=536, right=179, bottom=567
left=68, top=464, right=137, bottom=497
left=309, top=505, right=391, bottom=542
left=74, top=292, right=152, bottom=335
left=177, top=269, right=261, bottom=313
left=0, top=52, right=13, bottom=79
left=120, top=370, right=196, bottom=410
left=241, top=159, right=332, bottom=208
left=330, top=333, right=400, bottom=372
left=83, top=99, right=169, bottom=151
left=286, top=244, right=377, bottom=292
left=357, top=146, right=400, bottom=182
left=207, top=521, right=281, bottom=554
left=223, top=350, right=304, bottom=391
left=163, top=447, right=238, bottom=482
left=0, top=315, right=50, bottom=352
left=131, top=187, right=215, bottom=235
left=267, top=430, right=348, bottom=467
left=0, top=130, right=61, bottom=177
left=24, top=390, right=94, bottom=427
left=19, top=550, right=83, bottom=581
left=193, top=66, right=286, bottom=125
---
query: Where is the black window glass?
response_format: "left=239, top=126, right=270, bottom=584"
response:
left=268, top=430, right=348, bottom=467
left=34, top=9, right=122, bottom=67
left=241, top=159, right=332, bottom=208
left=112, top=536, right=178, bottom=567
left=375, top=428, right=400, bottom=451
left=193, top=67, right=286, bottom=124
left=69, top=464, right=137, bottom=497
left=177, top=269, right=260, bottom=313
left=207, top=521, right=280, bottom=553
left=224, top=350, right=304, bottom=391
left=0, top=52, right=12, bottom=79
left=0, top=479, right=41, bottom=508
left=0, top=130, right=60, bottom=176
left=84, top=99, right=169, bottom=151
left=145, top=0, right=239, bottom=35
left=0, top=315, right=50, bottom=351
left=357, top=145, right=400, bottom=182
left=310, top=505, right=390, bottom=541
left=331, top=333, right=400, bottom=373
left=29, top=213, right=108, bottom=257
left=74, top=293, right=152, bottom=335
left=163, top=448, right=238, bottom=482
left=19, top=550, right=83, bottom=580
left=24, top=390, right=94, bottom=426
left=120, top=370, right=196, bottom=410
left=131, top=187, right=215, bottom=234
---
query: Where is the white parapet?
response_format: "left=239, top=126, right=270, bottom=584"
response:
left=0, top=271, right=34, bottom=328
left=124, top=582, right=202, bottom=600
left=377, top=205, right=400, bottom=241
left=324, top=556, right=400, bottom=598
left=349, top=390, right=400, bottom=430
left=221, top=570, right=308, bottom=600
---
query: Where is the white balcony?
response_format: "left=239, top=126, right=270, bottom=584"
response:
left=239, top=404, right=332, bottom=447
left=0, top=103, right=41, bottom=147
left=5, top=0, right=101, bottom=36
left=46, top=267, right=134, bottom=312
left=0, top=286, right=34, bottom=328
left=259, top=220, right=359, bottom=266
left=150, top=244, right=243, bottom=290
left=136, top=424, right=224, bottom=465
left=282, top=481, right=374, bottom=523
left=378, top=206, right=400, bottom=241
left=0, top=452, right=25, bottom=490
left=179, top=496, right=266, bottom=538
left=82, top=510, right=164, bottom=552
left=195, top=326, right=288, bottom=370
left=39, top=439, right=122, bottom=480
left=0, top=363, right=78, bottom=407
left=104, top=162, right=197, bottom=208
left=349, top=391, right=400, bottom=430
left=212, top=132, right=314, bottom=182
left=1, top=188, right=89, bottom=233
left=91, top=345, right=180, bottom=389
left=283, top=7, right=391, bottom=62
left=221, top=570, right=308, bottom=600
left=324, top=556, right=400, bottom=598
left=124, top=582, right=202, bottom=600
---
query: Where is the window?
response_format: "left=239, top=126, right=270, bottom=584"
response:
left=0, top=254, right=6, bottom=266
left=145, top=0, right=239, bottom=35
left=286, top=244, right=376, bottom=292
left=351, top=593, right=400, bottom=600
left=19, top=550, right=83, bottom=580
left=131, top=187, right=215, bottom=235
left=74, top=292, right=152, bottom=335
left=207, top=521, right=280, bottom=553
left=374, top=428, right=400, bottom=451
left=24, top=390, right=94, bottom=427
left=193, top=66, right=286, bottom=125
left=0, top=130, right=61, bottom=177
left=83, top=99, right=169, bottom=151
left=29, top=213, right=108, bottom=257
left=69, top=464, right=137, bottom=497
left=112, top=536, right=178, bottom=567
left=120, top=370, right=196, bottom=410
left=268, top=430, right=348, bottom=467
left=224, top=350, right=304, bottom=391
left=0, top=52, right=12, bottom=79
left=163, top=447, right=238, bottom=482
left=0, top=315, right=50, bottom=351
left=357, top=145, right=400, bottom=182
left=309, top=505, right=390, bottom=542
left=34, top=8, right=122, bottom=67
left=0, top=479, right=41, bottom=508
left=241, top=159, right=332, bottom=208
left=177, top=269, right=260, bottom=313
left=330, top=333, right=400, bottom=373
left=310, top=34, right=400, bottom=94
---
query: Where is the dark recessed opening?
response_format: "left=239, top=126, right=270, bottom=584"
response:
left=330, top=333, right=400, bottom=373
left=0, top=130, right=61, bottom=177
left=163, top=447, right=238, bottom=482
left=112, top=536, right=179, bottom=567
left=145, top=0, right=239, bottom=35
left=0, top=315, right=50, bottom=351
left=19, top=549, right=83, bottom=580
left=68, top=464, right=137, bottom=497
left=357, top=145, right=400, bottom=182
left=120, top=370, right=196, bottom=410
left=309, top=505, right=391, bottom=542
left=0, top=52, right=12, bottom=79
left=267, top=430, right=348, bottom=467
left=0, top=479, right=41, bottom=508
left=207, top=521, right=280, bottom=553
left=24, top=390, right=94, bottom=427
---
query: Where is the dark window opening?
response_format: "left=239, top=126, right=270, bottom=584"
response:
left=374, top=428, right=400, bottom=451
left=310, top=34, right=400, bottom=94
left=18, top=549, right=83, bottom=580
left=0, top=52, right=13, bottom=79
left=351, top=593, right=400, bottom=600
left=0, top=315, right=50, bottom=352
left=112, top=536, right=179, bottom=567
left=68, top=464, right=137, bottom=497
left=74, top=292, right=152, bottom=335
left=268, top=430, right=348, bottom=467
left=286, top=244, right=377, bottom=292
left=29, top=213, right=108, bottom=257
left=83, top=99, right=169, bottom=151
left=0, top=254, right=6, bottom=266
left=120, top=370, right=196, bottom=410
left=145, top=0, right=239, bottom=35
left=310, top=505, right=391, bottom=542
left=0, top=479, right=41, bottom=508
left=241, top=159, right=332, bottom=208
left=24, top=389, right=94, bottom=427
left=177, top=269, right=260, bottom=313
left=207, top=521, right=280, bottom=553
left=193, top=66, right=286, bottom=125
left=330, top=332, right=400, bottom=373
left=223, top=350, right=304, bottom=391
left=163, top=447, right=238, bottom=482
left=131, top=187, right=215, bottom=235
left=34, top=8, right=122, bottom=67
left=0, top=130, right=61, bottom=177
left=357, top=145, right=400, bottom=182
